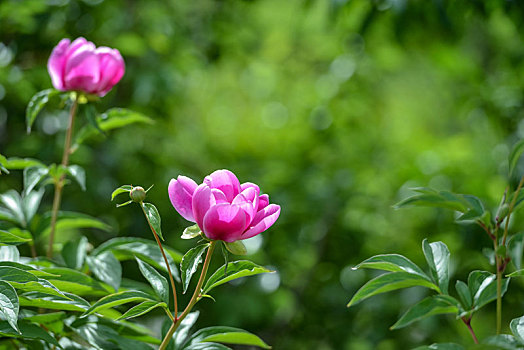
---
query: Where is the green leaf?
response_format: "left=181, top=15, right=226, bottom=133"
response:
left=203, top=260, right=273, bottom=294
left=468, top=270, right=510, bottom=310
left=73, top=108, right=154, bottom=148
left=41, top=267, right=112, bottom=296
left=142, top=202, right=163, bottom=240
left=24, top=311, right=66, bottom=334
left=455, top=280, right=472, bottom=310
left=117, top=300, right=167, bottom=320
left=394, top=188, right=469, bottom=212
left=0, top=190, right=25, bottom=227
left=0, top=246, right=19, bottom=262
left=0, top=266, right=65, bottom=298
left=117, top=200, right=133, bottom=208
left=186, top=326, right=271, bottom=349
left=23, top=166, right=49, bottom=196
left=92, top=237, right=182, bottom=279
left=508, top=233, right=524, bottom=270
left=19, top=291, right=89, bottom=311
left=25, top=88, right=61, bottom=133
left=184, top=344, right=232, bottom=350
left=422, top=239, right=450, bottom=294
left=509, top=139, right=524, bottom=178
left=353, top=254, right=428, bottom=278
left=172, top=311, right=200, bottom=349
left=413, top=344, right=464, bottom=350
left=456, top=195, right=486, bottom=222
left=82, top=102, right=104, bottom=135
left=81, top=290, right=156, bottom=317
left=224, top=241, right=247, bottom=255
left=510, top=315, right=524, bottom=343
left=136, top=257, right=169, bottom=303
left=182, top=224, right=202, bottom=240
left=391, top=295, right=460, bottom=329
left=2, top=157, right=45, bottom=170
left=111, top=185, right=133, bottom=201
left=181, top=243, right=210, bottom=294
left=36, top=211, right=111, bottom=238
left=87, top=251, right=122, bottom=292
left=66, top=165, right=86, bottom=191
left=0, top=281, right=19, bottom=333
left=482, top=335, right=523, bottom=349
left=21, top=188, right=45, bottom=225
left=0, top=262, right=57, bottom=278
left=0, top=320, right=60, bottom=346
left=0, top=230, right=32, bottom=246
left=347, top=272, right=439, bottom=307
left=61, top=236, right=88, bottom=270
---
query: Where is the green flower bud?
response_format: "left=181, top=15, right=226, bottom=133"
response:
left=130, top=186, right=147, bottom=203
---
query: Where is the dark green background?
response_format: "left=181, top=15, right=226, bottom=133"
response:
left=2, top=0, right=524, bottom=348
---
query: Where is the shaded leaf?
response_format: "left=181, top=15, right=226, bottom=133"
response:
left=422, top=239, right=450, bottom=294
left=353, top=254, right=428, bottom=278
left=2, top=157, right=45, bottom=170
left=21, top=188, right=45, bottom=225
left=73, top=108, right=154, bottom=148
left=66, top=165, right=86, bottom=191
left=224, top=241, right=247, bottom=255
left=394, top=188, right=469, bottom=212
left=0, top=190, right=25, bottom=227
left=81, top=290, right=156, bottom=317
left=42, top=267, right=112, bottom=296
left=482, top=335, right=523, bottom=349
left=0, top=320, right=59, bottom=346
left=468, top=270, right=510, bottom=310
left=62, top=236, right=88, bottom=270
left=23, top=166, right=48, bottom=196
left=0, top=281, right=19, bottom=333
left=92, top=237, right=182, bottom=280
left=181, top=243, right=210, bottom=294
left=136, top=257, right=169, bottom=303
left=117, top=300, right=167, bottom=320
left=391, top=295, right=460, bottom=329
left=508, top=233, right=524, bottom=270
left=347, top=272, right=439, bottom=307
left=172, top=311, right=200, bottom=349
left=142, top=202, right=163, bottom=240
left=87, top=251, right=122, bottom=292
left=26, top=88, right=61, bottom=133
left=203, top=261, right=273, bottom=294
left=36, top=211, right=111, bottom=238
left=509, top=139, right=524, bottom=178
left=455, top=280, right=472, bottom=310
left=413, top=344, right=464, bottom=350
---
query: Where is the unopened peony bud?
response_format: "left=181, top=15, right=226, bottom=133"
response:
left=130, top=186, right=147, bottom=203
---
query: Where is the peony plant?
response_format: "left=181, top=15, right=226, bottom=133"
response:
left=0, top=38, right=279, bottom=349
left=347, top=142, right=524, bottom=349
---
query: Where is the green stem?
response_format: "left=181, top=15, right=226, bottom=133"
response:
left=140, top=204, right=179, bottom=321
left=159, top=241, right=217, bottom=350
left=47, top=97, right=78, bottom=258
left=497, top=264, right=502, bottom=334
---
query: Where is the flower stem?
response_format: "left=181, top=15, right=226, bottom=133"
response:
left=159, top=241, right=217, bottom=350
left=47, top=97, right=78, bottom=258
left=496, top=265, right=502, bottom=334
left=461, top=316, right=479, bottom=344
left=140, top=204, right=179, bottom=321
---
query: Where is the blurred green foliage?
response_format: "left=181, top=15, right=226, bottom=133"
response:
left=2, top=0, right=524, bottom=348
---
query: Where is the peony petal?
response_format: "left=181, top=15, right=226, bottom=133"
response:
left=238, top=186, right=259, bottom=216
left=63, top=41, right=100, bottom=93
left=232, top=193, right=256, bottom=227
left=168, top=176, right=198, bottom=222
left=211, top=189, right=228, bottom=204
left=258, top=194, right=269, bottom=211
left=240, top=182, right=260, bottom=194
left=204, top=169, right=241, bottom=202
left=94, top=47, right=125, bottom=96
left=192, top=184, right=216, bottom=229
left=47, top=39, right=70, bottom=90
left=203, top=203, right=247, bottom=242
left=241, top=204, right=280, bottom=240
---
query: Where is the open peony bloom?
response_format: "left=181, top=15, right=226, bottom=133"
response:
left=47, top=37, right=125, bottom=97
left=169, top=170, right=281, bottom=242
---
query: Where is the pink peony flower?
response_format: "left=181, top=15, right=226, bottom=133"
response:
left=169, top=170, right=280, bottom=242
left=47, top=37, right=125, bottom=97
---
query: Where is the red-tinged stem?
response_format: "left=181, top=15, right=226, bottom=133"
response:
left=140, top=204, right=178, bottom=321
left=159, top=241, right=217, bottom=350
left=47, top=97, right=78, bottom=258
left=461, top=316, right=479, bottom=344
